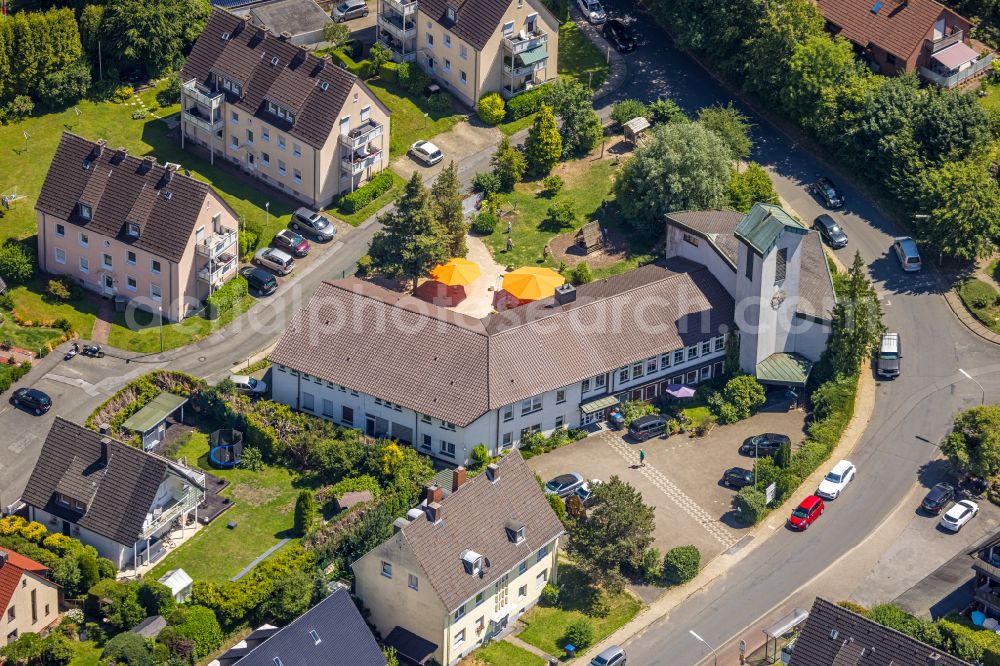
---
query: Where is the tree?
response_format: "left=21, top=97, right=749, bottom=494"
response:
left=914, top=89, right=992, bottom=164
left=564, top=620, right=594, bottom=649
left=941, top=405, right=1000, bottom=479
left=570, top=261, right=593, bottom=285
left=50, top=557, right=82, bottom=597
left=727, top=163, right=778, bottom=212
left=524, top=103, right=562, bottom=175
left=369, top=173, right=449, bottom=289
left=1, top=632, right=45, bottom=665
left=42, top=633, right=73, bottom=665
left=662, top=545, right=700, bottom=585
left=102, top=631, right=154, bottom=666
left=0, top=241, right=34, bottom=284
left=491, top=137, right=526, bottom=191
left=369, top=42, right=392, bottom=74
left=429, top=161, right=467, bottom=258
left=476, top=92, right=506, bottom=125
left=614, top=122, right=731, bottom=234
left=697, top=103, right=752, bottom=162
left=784, top=35, right=857, bottom=123
left=76, top=551, right=100, bottom=592
left=723, top=331, right=740, bottom=375
left=78, top=4, right=104, bottom=55
left=547, top=493, right=567, bottom=521
left=720, top=374, right=766, bottom=420
left=919, top=158, right=1000, bottom=261
left=743, top=0, right=825, bottom=100
left=827, top=251, right=885, bottom=375
left=546, top=79, right=603, bottom=156
left=542, top=201, right=577, bottom=230
left=163, top=605, right=223, bottom=659
left=610, top=98, right=648, bottom=130
left=137, top=580, right=175, bottom=617
left=262, top=569, right=314, bottom=624
left=99, top=0, right=211, bottom=77
left=322, top=21, right=351, bottom=50
left=567, top=476, right=655, bottom=592
left=648, top=98, right=687, bottom=125
left=294, top=490, right=316, bottom=536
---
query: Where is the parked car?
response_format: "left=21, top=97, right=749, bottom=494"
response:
left=229, top=375, right=268, bottom=395
left=628, top=414, right=668, bottom=441
left=271, top=229, right=311, bottom=257
left=940, top=499, right=979, bottom=532
left=892, top=236, right=922, bottom=272
left=816, top=460, right=856, bottom=499
left=723, top=467, right=755, bottom=489
left=254, top=247, right=296, bottom=275
left=292, top=208, right=337, bottom=241
left=410, top=140, right=443, bottom=166
left=603, top=19, right=635, bottom=52
left=813, top=214, right=848, bottom=249
left=9, top=388, right=51, bottom=415
left=244, top=267, right=278, bottom=296
left=544, top=472, right=586, bottom=498
left=331, top=0, right=368, bottom=21
left=591, top=645, right=626, bottom=666
left=577, top=0, right=606, bottom=23
left=810, top=176, right=844, bottom=208
left=575, top=479, right=603, bottom=507
left=921, top=482, right=955, bottom=515
left=788, top=495, right=825, bottom=530
left=740, top=433, right=791, bottom=457
left=875, top=332, right=901, bottom=379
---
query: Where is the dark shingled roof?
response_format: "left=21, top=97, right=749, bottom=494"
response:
left=36, top=133, right=212, bottom=264
left=270, top=258, right=735, bottom=426
left=789, top=598, right=971, bottom=666
left=22, top=418, right=170, bottom=546
left=182, top=8, right=362, bottom=149
left=418, top=0, right=513, bottom=50
left=816, top=0, right=964, bottom=60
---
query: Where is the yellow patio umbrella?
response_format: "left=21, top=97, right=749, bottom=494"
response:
left=429, top=258, right=481, bottom=286
left=502, top=266, right=566, bottom=302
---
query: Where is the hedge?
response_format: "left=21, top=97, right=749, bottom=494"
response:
left=205, top=276, right=248, bottom=319
left=378, top=61, right=399, bottom=83
left=338, top=171, right=395, bottom=214
left=662, top=545, right=700, bottom=585
left=84, top=370, right=208, bottom=442
left=505, top=83, right=552, bottom=121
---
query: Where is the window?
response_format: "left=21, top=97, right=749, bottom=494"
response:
left=460, top=44, right=468, bottom=59
left=886, top=52, right=897, bottom=65
left=521, top=396, right=542, bottom=415
left=127, top=276, right=137, bottom=292
left=518, top=560, right=527, bottom=575
left=554, top=415, right=564, bottom=429
left=619, top=368, right=629, bottom=383
left=502, top=432, right=512, bottom=447
left=444, top=34, right=451, bottom=48
left=361, top=105, right=371, bottom=121
left=421, top=413, right=432, bottom=424
left=443, top=59, right=451, bottom=72
left=518, top=585, right=527, bottom=599
left=581, top=378, right=591, bottom=392
left=536, top=569, right=548, bottom=587
left=44, top=604, right=48, bottom=617
left=322, top=399, right=334, bottom=418
left=230, top=135, right=238, bottom=149
left=127, top=222, right=139, bottom=237
left=55, top=224, right=65, bottom=237
left=278, top=135, right=286, bottom=151
left=30, top=589, right=35, bottom=623
left=278, top=160, right=286, bottom=176
left=426, top=34, right=434, bottom=47
left=292, top=143, right=302, bottom=157
left=536, top=544, right=549, bottom=562
left=7, top=607, right=13, bottom=621
left=150, top=284, right=161, bottom=301
left=775, top=247, right=787, bottom=284
left=701, top=341, right=712, bottom=355
left=674, top=350, right=684, bottom=364
left=683, top=233, right=700, bottom=247
left=127, top=250, right=136, bottom=265
left=556, top=389, right=566, bottom=404
left=79, top=257, right=89, bottom=273
left=303, top=393, right=315, bottom=411
left=440, top=441, right=456, bottom=457
left=661, top=353, right=671, bottom=368
left=79, top=203, right=92, bottom=220
left=453, top=605, right=466, bottom=621
left=151, top=260, right=161, bottom=275
left=55, top=248, right=66, bottom=264
left=421, top=434, right=432, bottom=450
left=79, top=232, right=89, bottom=247
left=632, top=362, right=644, bottom=378
left=715, top=335, right=726, bottom=352
left=454, top=629, right=465, bottom=647
left=262, top=152, right=270, bottom=167
left=686, top=370, right=698, bottom=383
left=503, top=21, right=514, bottom=35
left=246, top=129, right=254, bottom=144
left=408, top=574, right=419, bottom=590
left=595, top=374, right=606, bottom=389
left=293, top=168, right=302, bottom=184
left=442, top=421, right=457, bottom=431
left=102, top=253, right=112, bottom=269
left=647, top=358, right=657, bottom=373
left=503, top=404, right=514, bottom=422
left=262, top=127, right=270, bottom=142
left=231, top=111, right=239, bottom=123
left=381, top=561, right=392, bottom=578
left=342, top=406, right=354, bottom=426
left=520, top=424, right=540, bottom=439
left=745, top=247, right=754, bottom=279
left=687, top=345, right=699, bottom=360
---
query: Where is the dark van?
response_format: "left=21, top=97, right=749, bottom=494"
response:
left=628, top=415, right=667, bottom=441
left=246, top=268, right=278, bottom=296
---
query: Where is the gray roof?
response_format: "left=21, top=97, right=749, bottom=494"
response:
left=249, top=0, right=332, bottom=37
left=36, top=133, right=213, bottom=264
left=735, top=203, right=808, bottom=256
left=797, top=232, right=836, bottom=320
left=419, top=0, right=553, bottom=51
left=789, top=598, right=970, bottom=666
left=130, top=615, right=166, bottom=638
left=270, top=258, right=735, bottom=426
left=22, top=418, right=171, bottom=546
left=665, top=209, right=745, bottom=267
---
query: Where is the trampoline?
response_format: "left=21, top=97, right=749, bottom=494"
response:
left=209, top=429, right=244, bottom=469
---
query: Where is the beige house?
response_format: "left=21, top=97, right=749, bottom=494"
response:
left=0, top=547, right=60, bottom=646
left=36, top=133, right=240, bottom=322
left=377, top=0, right=560, bottom=106
left=353, top=452, right=564, bottom=666
left=181, top=8, right=391, bottom=209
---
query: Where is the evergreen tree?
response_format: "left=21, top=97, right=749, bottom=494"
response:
left=524, top=102, right=562, bottom=175
left=546, top=79, right=603, bottom=156
left=293, top=490, right=316, bottom=536
left=490, top=136, right=526, bottom=192
left=430, top=161, right=467, bottom=258
left=828, top=251, right=885, bottom=375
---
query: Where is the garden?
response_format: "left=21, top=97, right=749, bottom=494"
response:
left=956, top=258, right=1000, bottom=335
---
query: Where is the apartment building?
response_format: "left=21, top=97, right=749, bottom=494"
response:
left=36, top=133, right=240, bottom=322
left=377, top=0, right=560, bottom=106
left=353, top=452, right=564, bottom=666
left=180, top=8, right=391, bottom=208
left=0, top=548, right=61, bottom=646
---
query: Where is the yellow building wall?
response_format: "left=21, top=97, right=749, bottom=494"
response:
left=0, top=571, right=60, bottom=646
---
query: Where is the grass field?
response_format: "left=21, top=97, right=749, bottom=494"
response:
left=367, top=80, right=465, bottom=157
left=957, top=277, right=1000, bottom=334
left=106, top=295, right=255, bottom=353
left=558, top=21, right=609, bottom=90
left=68, top=640, right=102, bottom=666
left=463, top=641, right=547, bottom=666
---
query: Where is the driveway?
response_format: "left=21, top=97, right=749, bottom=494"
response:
left=391, top=121, right=502, bottom=182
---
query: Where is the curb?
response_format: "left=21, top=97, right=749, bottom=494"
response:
left=943, top=289, right=1000, bottom=346
left=568, top=11, right=630, bottom=104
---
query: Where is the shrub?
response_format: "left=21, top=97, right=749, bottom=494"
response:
left=837, top=600, right=869, bottom=615
left=426, top=92, right=452, bottom=113
left=564, top=619, right=594, bottom=650
left=542, top=201, right=577, bottom=231
left=163, top=605, right=223, bottom=660
left=775, top=441, right=792, bottom=469
left=0, top=241, right=35, bottom=283
left=205, top=275, right=248, bottom=316
left=477, top=93, right=506, bottom=125
left=662, top=545, right=700, bottom=585
left=710, top=375, right=766, bottom=423
left=112, top=85, right=135, bottom=103
left=43, top=632, right=74, bottom=665
left=611, top=98, right=648, bottom=129
left=570, top=261, right=593, bottom=285
left=97, top=557, right=117, bottom=580
left=542, top=174, right=564, bottom=196
left=588, top=588, right=612, bottom=618
left=239, top=230, right=259, bottom=258
left=157, top=76, right=182, bottom=106
left=46, top=278, right=74, bottom=301
left=53, top=317, right=72, bottom=333
left=398, top=62, right=431, bottom=94
left=470, top=211, right=499, bottom=235
left=379, top=61, right=399, bottom=83
left=648, top=98, right=687, bottom=124
left=734, top=487, right=767, bottom=525
left=472, top=171, right=502, bottom=196
left=639, top=547, right=662, bottom=584
left=76, top=552, right=100, bottom=593
left=1, top=95, right=34, bottom=123
left=620, top=400, right=654, bottom=426
left=294, top=490, right=316, bottom=535
left=131, top=109, right=148, bottom=119
left=547, top=493, right=567, bottom=521
left=355, top=254, right=374, bottom=277
left=339, top=171, right=395, bottom=213
left=138, top=580, right=175, bottom=616
left=238, top=446, right=264, bottom=471
left=505, top=83, right=551, bottom=120
left=541, top=582, right=560, bottom=606
left=102, top=631, right=153, bottom=666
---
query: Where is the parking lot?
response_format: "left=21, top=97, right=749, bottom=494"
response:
left=528, top=405, right=808, bottom=562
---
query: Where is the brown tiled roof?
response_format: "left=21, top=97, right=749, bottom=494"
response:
left=36, top=133, right=211, bottom=264
left=181, top=8, right=362, bottom=149
left=0, top=547, right=52, bottom=619
left=419, top=0, right=509, bottom=51
left=816, top=0, right=959, bottom=60
left=269, top=259, right=735, bottom=425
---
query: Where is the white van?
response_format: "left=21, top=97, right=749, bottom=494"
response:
left=876, top=332, right=901, bottom=378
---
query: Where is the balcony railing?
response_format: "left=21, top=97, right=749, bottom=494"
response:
left=183, top=108, right=224, bottom=133
left=140, top=489, right=202, bottom=540
left=195, top=229, right=237, bottom=259
left=341, top=148, right=384, bottom=174
left=198, top=253, right=236, bottom=284
left=925, top=29, right=964, bottom=54
left=378, top=14, right=416, bottom=39
left=504, top=59, right=547, bottom=77
left=500, top=82, right=539, bottom=99
left=919, top=52, right=994, bottom=88
left=182, top=79, right=223, bottom=109
left=503, top=31, right=548, bottom=55
left=383, top=0, right=417, bottom=15
left=340, top=120, right=384, bottom=151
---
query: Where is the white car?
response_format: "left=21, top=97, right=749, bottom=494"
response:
left=254, top=247, right=295, bottom=275
left=577, top=0, right=606, bottom=23
left=410, top=140, right=443, bottom=166
left=940, top=499, right=979, bottom=532
left=816, top=460, right=856, bottom=499
left=229, top=375, right=268, bottom=395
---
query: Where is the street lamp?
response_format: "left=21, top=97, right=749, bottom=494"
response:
left=959, top=368, right=986, bottom=406
left=265, top=201, right=270, bottom=230
left=158, top=306, right=164, bottom=354
left=689, top=630, right=718, bottom=666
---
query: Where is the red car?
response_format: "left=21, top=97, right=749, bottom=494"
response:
left=271, top=229, right=311, bottom=257
left=789, top=495, right=825, bottom=530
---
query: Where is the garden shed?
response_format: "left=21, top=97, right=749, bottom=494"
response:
left=575, top=221, right=604, bottom=255
left=158, top=567, right=194, bottom=603
left=121, top=392, right=188, bottom=451
left=623, top=116, right=650, bottom=144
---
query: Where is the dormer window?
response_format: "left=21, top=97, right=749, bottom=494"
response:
left=220, top=77, right=242, bottom=96
left=505, top=520, right=525, bottom=544
left=266, top=101, right=294, bottom=123
left=79, top=203, right=92, bottom=221
left=461, top=549, right=483, bottom=575
left=447, top=7, right=455, bottom=20
left=56, top=494, right=86, bottom=512
left=127, top=222, right=140, bottom=238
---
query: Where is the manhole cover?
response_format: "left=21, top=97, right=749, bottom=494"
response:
left=198, top=356, right=207, bottom=363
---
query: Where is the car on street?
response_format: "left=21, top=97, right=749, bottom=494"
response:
left=577, top=0, right=606, bottom=23
left=591, top=645, right=626, bottom=666
left=740, top=433, right=791, bottom=457
left=602, top=19, right=636, bottom=52
left=9, top=387, right=52, bottom=415
left=940, top=499, right=979, bottom=532
left=810, top=176, right=844, bottom=208
left=816, top=460, right=856, bottom=499
left=544, top=472, right=585, bottom=498
left=723, top=467, right=755, bottom=489
left=920, top=482, right=955, bottom=515
left=789, top=495, right=825, bottom=530
left=628, top=414, right=668, bottom=441
left=813, top=214, right=848, bottom=249
left=575, top=479, right=603, bottom=507
left=892, top=236, right=922, bottom=272
left=875, top=332, right=901, bottom=379
left=229, top=375, right=268, bottom=395
left=292, top=208, right=337, bottom=241
left=243, top=267, right=279, bottom=296
left=331, top=0, right=368, bottom=21
left=410, top=140, right=443, bottom=166
left=254, top=247, right=296, bottom=275
left=271, top=229, right=311, bottom=257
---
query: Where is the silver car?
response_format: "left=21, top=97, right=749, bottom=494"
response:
left=892, top=236, right=922, bottom=272
left=292, top=207, right=337, bottom=241
left=254, top=247, right=295, bottom=275
left=229, top=375, right=268, bottom=395
left=577, top=0, right=607, bottom=23
left=591, top=645, right=626, bottom=666
left=332, top=0, right=368, bottom=21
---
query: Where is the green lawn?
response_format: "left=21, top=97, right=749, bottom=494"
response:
left=957, top=277, right=1000, bottom=334
left=333, top=170, right=407, bottom=226
left=466, top=641, right=546, bottom=666
left=367, top=80, right=465, bottom=158
left=8, top=277, right=101, bottom=340
left=978, top=80, right=1000, bottom=113
left=0, top=316, right=62, bottom=352
left=558, top=22, right=609, bottom=90
left=680, top=405, right=712, bottom=424
left=68, top=640, right=102, bottom=666
left=106, top=295, right=255, bottom=353
left=516, top=564, right=642, bottom=660
left=148, top=431, right=306, bottom=583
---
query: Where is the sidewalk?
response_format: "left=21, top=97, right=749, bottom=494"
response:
left=570, top=11, right=630, bottom=104
left=504, top=634, right=557, bottom=663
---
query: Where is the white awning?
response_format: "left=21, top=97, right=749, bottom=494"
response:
left=932, top=42, right=980, bottom=70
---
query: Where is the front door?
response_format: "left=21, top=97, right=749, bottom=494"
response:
left=365, top=416, right=376, bottom=438
left=246, top=152, right=256, bottom=172
left=61, top=521, right=70, bottom=537
left=102, top=275, right=114, bottom=296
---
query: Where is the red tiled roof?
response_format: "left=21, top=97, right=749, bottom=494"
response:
left=816, top=0, right=961, bottom=60
left=0, top=547, right=50, bottom=615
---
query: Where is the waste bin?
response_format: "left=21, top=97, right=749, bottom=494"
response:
left=565, top=644, right=575, bottom=659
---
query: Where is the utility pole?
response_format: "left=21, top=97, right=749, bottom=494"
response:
left=98, top=41, right=103, bottom=81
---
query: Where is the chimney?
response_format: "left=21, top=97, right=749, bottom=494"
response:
left=279, top=31, right=292, bottom=40
left=927, top=655, right=942, bottom=666
left=452, top=466, right=467, bottom=492
left=426, top=501, right=442, bottom=522
left=98, top=423, right=110, bottom=435
left=486, top=463, right=499, bottom=482
left=114, top=146, right=128, bottom=161
left=426, top=485, right=443, bottom=504
left=0, top=552, right=7, bottom=567
left=100, top=436, right=111, bottom=461
left=140, top=156, right=155, bottom=174
left=95, top=139, right=107, bottom=156
left=554, top=283, right=576, bottom=305
left=393, top=517, right=410, bottom=534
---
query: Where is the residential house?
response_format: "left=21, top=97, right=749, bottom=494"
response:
left=376, top=0, right=560, bottom=105
left=180, top=8, right=391, bottom=208
left=269, top=203, right=834, bottom=466
left=816, top=0, right=992, bottom=87
left=789, top=597, right=970, bottom=665
left=352, top=452, right=564, bottom=666
left=970, top=531, right=1000, bottom=619
left=20, top=418, right=207, bottom=571
left=208, top=586, right=386, bottom=666
left=36, top=133, right=241, bottom=322
left=0, top=548, right=61, bottom=646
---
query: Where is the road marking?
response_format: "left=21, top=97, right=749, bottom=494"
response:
left=42, top=373, right=101, bottom=397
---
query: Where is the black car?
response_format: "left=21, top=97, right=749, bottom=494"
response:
left=811, top=176, right=844, bottom=208
left=10, top=387, right=52, bottom=415
left=723, top=467, right=755, bottom=489
left=813, top=214, right=848, bottom=249
left=739, top=433, right=791, bottom=457
left=243, top=267, right=278, bottom=296
left=602, top=19, right=636, bottom=52
left=628, top=414, right=668, bottom=441
left=921, top=482, right=955, bottom=514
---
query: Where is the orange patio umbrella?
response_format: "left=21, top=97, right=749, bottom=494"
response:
left=502, top=266, right=566, bottom=302
left=429, top=258, right=481, bottom=286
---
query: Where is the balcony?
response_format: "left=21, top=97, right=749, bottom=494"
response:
left=340, top=120, right=384, bottom=151
left=140, top=489, right=202, bottom=540
left=919, top=51, right=994, bottom=88
left=195, top=228, right=237, bottom=259
left=503, top=30, right=548, bottom=55
left=198, top=253, right=236, bottom=284
left=383, top=0, right=417, bottom=15
left=926, top=29, right=964, bottom=54
left=504, top=59, right=547, bottom=78
left=378, top=13, right=416, bottom=40
left=342, top=147, right=384, bottom=174
left=182, top=79, right=223, bottom=109
left=500, top=81, right=539, bottom=99
left=183, top=106, right=223, bottom=133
